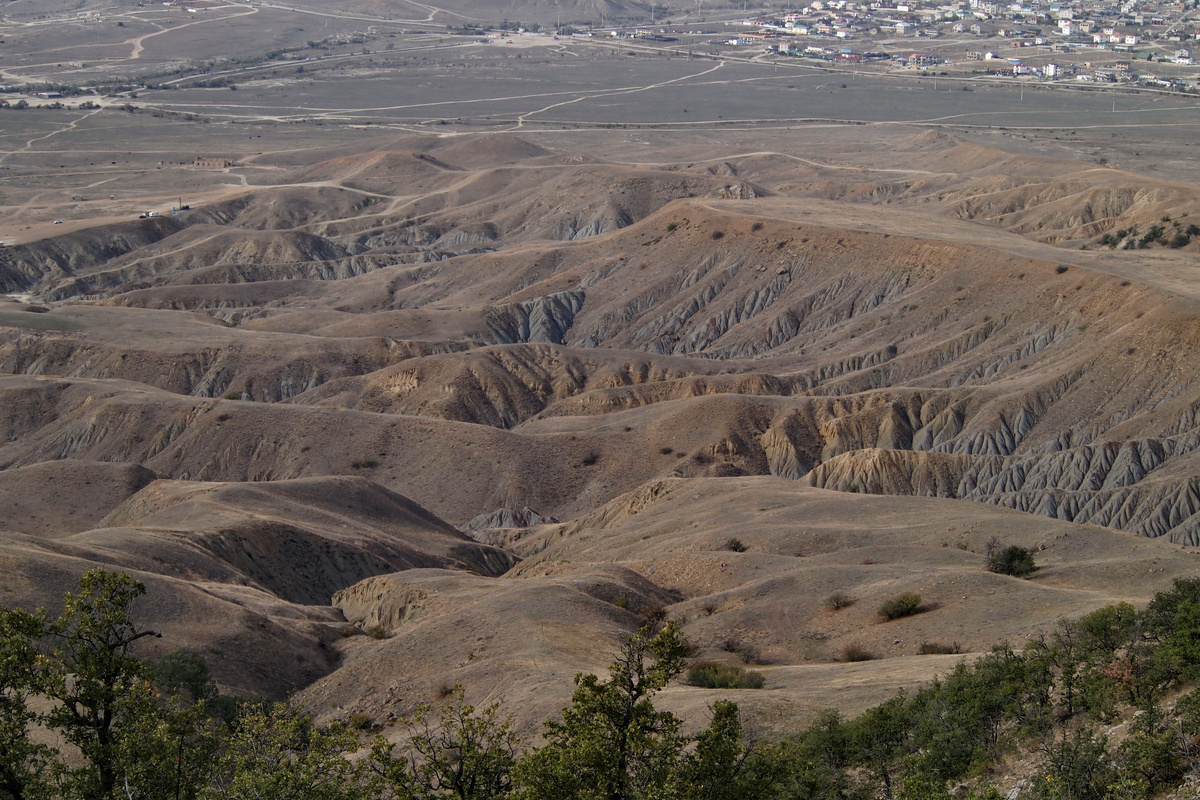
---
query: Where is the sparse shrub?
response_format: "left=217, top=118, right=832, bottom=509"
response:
left=363, top=624, right=389, bottom=640
left=216, top=413, right=231, bottom=422
left=348, top=713, right=373, bottom=730
left=700, top=600, right=718, bottom=616
left=1169, top=233, right=1190, bottom=248
left=917, top=641, right=961, bottom=655
left=614, top=595, right=629, bottom=609
left=878, top=592, right=922, bottom=621
left=711, top=230, right=724, bottom=240
left=581, top=452, right=599, bottom=466
left=685, top=661, right=765, bottom=689
left=351, top=458, right=379, bottom=469
left=1055, top=265, right=1069, bottom=274
left=751, top=221, right=763, bottom=232
left=987, top=545, right=1038, bottom=577
left=722, top=637, right=741, bottom=653
left=841, top=643, right=876, bottom=662
left=736, top=644, right=764, bottom=665
left=666, top=222, right=678, bottom=232
left=660, top=446, right=673, bottom=455
left=640, top=604, right=667, bottom=629
left=723, top=537, right=747, bottom=553
left=824, top=592, right=855, bottom=611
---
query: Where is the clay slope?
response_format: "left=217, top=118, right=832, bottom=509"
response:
left=7, top=189, right=1200, bottom=539
left=5, top=129, right=1200, bottom=734
left=757, top=131, right=1200, bottom=246
left=297, top=476, right=1200, bottom=737
left=0, top=473, right=512, bottom=697
left=11, top=140, right=763, bottom=303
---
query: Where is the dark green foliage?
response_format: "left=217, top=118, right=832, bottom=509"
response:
left=514, top=624, right=690, bottom=800
left=678, top=701, right=748, bottom=800
left=1143, top=577, right=1200, bottom=680
left=916, top=641, right=959, bottom=655
left=0, top=607, right=52, bottom=800
left=154, top=649, right=217, bottom=705
left=6, top=573, right=1200, bottom=800
left=1113, top=704, right=1185, bottom=796
left=685, top=662, right=765, bottom=689
left=206, top=703, right=366, bottom=800
left=848, top=694, right=913, bottom=797
left=878, top=593, right=922, bottom=620
left=1031, top=731, right=1115, bottom=800
left=986, top=545, right=1038, bottom=577
left=370, top=685, right=518, bottom=800
left=1177, top=686, right=1200, bottom=737
left=39, top=569, right=162, bottom=799
left=722, top=538, right=746, bottom=553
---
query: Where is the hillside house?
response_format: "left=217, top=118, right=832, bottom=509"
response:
left=194, top=157, right=234, bottom=168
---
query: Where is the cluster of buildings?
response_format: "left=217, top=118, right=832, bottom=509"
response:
left=734, top=0, right=1199, bottom=51
left=714, top=1, right=1198, bottom=87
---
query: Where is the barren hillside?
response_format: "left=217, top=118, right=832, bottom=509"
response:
left=3, top=129, right=1200, bottom=736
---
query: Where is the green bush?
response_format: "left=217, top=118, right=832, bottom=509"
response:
left=986, top=546, right=1037, bottom=577
left=685, top=661, right=765, bottom=689
left=917, top=641, right=960, bottom=655
left=878, top=593, right=922, bottom=621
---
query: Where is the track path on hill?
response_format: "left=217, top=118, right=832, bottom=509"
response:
left=0, top=107, right=103, bottom=168
left=128, top=7, right=259, bottom=60
left=510, top=62, right=727, bottom=130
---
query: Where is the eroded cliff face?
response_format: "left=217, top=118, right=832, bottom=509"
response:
left=5, top=129, right=1200, bottom=731
left=4, top=135, right=1200, bottom=552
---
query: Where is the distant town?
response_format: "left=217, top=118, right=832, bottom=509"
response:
left=602, top=0, right=1200, bottom=90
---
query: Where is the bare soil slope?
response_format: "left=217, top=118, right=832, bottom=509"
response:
left=3, top=129, right=1200, bottom=734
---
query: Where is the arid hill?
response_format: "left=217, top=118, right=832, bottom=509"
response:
left=3, top=130, right=1200, bottom=736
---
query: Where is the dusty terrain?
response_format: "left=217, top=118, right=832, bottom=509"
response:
left=2, top=3, right=1200, bottom=741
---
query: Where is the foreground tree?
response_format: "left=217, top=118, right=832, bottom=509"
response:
left=515, top=624, right=690, bottom=800
left=204, top=703, right=367, bottom=800
left=0, top=607, right=54, bottom=800
left=38, top=569, right=162, bottom=799
left=372, top=686, right=519, bottom=800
